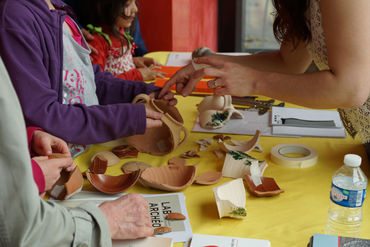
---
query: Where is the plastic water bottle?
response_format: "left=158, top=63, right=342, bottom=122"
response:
left=325, top=154, right=368, bottom=237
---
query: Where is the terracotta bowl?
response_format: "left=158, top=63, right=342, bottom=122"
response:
left=139, top=165, right=196, bottom=192
left=86, top=170, right=141, bottom=194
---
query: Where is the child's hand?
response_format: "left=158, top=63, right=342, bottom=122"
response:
left=138, top=66, right=166, bottom=81
left=32, top=130, right=71, bottom=156
left=145, top=107, right=163, bottom=128
left=32, top=156, right=75, bottom=191
left=134, top=57, right=161, bottom=68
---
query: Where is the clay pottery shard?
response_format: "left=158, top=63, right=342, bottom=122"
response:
left=111, top=145, right=138, bottom=159
left=121, top=161, right=151, bottom=173
left=244, top=175, right=284, bottom=197
left=90, top=154, right=108, bottom=174
left=91, top=151, right=121, bottom=167
left=194, top=171, right=222, bottom=185
left=139, top=165, right=196, bottom=192
left=126, top=94, right=188, bottom=156
left=49, top=167, right=84, bottom=200
left=165, top=212, right=186, bottom=220
left=86, top=170, right=140, bottom=194
left=220, top=130, right=261, bottom=153
left=167, top=157, right=187, bottom=167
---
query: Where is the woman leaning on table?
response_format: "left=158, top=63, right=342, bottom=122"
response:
left=160, top=0, right=370, bottom=158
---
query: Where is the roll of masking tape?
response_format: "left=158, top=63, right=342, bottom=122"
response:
left=270, top=144, right=318, bottom=168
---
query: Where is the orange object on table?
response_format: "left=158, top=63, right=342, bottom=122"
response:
left=154, top=78, right=214, bottom=94
left=156, top=66, right=213, bottom=79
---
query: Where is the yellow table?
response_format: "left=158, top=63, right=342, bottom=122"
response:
left=75, top=52, right=370, bottom=247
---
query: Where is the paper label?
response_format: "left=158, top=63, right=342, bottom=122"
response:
left=330, top=183, right=366, bottom=208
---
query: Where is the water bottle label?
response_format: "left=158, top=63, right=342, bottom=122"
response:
left=330, top=183, right=366, bottom=208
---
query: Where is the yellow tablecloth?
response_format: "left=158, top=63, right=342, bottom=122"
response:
left=75, top=52, right=370, bottom=247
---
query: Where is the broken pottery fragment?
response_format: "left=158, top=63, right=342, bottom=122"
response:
left=219, top=130, right=261, bottom=153
left=222, top=151, right=267, bottom=179
left=194, top=171, right=222, bottom=185
left=86, top=170, right=140, bottom=194
left=49, top=167, right=84, bottom=200
left=213, top=178, right=247, bottom=219
left=244, top=175, right=284, bottom=197
left=121, top=161, right=151, bottom=173
left=168, top=157, right=187, bottom=167
left=111, top=145, right=138, bottom=158
left=91, top=151, right=121, bottom=167
left=197, top=95, right=243, bottom=129
left=89, top=154, right=108, bottom=174
left=126, top=94, right=188, bottom=156
left=139, top=165, right=196, bottom=192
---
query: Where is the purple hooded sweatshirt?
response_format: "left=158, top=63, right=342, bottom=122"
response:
left=0, top=0, right=159, bottom=145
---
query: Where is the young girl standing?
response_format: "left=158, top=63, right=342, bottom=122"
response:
left=82, top=0, right=163, bottom=81
left=0, top=0, right=175, bottom=155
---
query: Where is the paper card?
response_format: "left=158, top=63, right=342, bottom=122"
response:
left=53, top=191, right=192, bottom=243
left=166, top=52, right=192, bottom=66
left=271, top=107, right=346, bottom=138
left=190, top=233, right=271, bottom=247
left=113, top=236, right=172, bottom=247
left=192, top=109, right=272, bottom=136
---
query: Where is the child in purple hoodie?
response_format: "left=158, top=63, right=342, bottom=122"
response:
left=0, top=0, right=176, bottom=152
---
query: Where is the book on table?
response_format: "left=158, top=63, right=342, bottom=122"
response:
left=189, top=233, right=270, bottom=247
left=308, top=234, right=370, bottom=247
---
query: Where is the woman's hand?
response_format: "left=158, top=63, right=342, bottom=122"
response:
left=32, top=130, right=71, bottom=156
left=99, top=194, right=153, bottom=239
left=196, top=56, right=259, bottom=97
left=32, top=156, right=75, bottom=191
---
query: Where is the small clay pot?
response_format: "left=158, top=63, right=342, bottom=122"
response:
left=139, top=165, right=196, bottom=192
left=86, top=170, right=141, bottom=194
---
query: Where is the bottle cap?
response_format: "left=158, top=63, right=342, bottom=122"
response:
left=343, top=154, right=362, bottom=167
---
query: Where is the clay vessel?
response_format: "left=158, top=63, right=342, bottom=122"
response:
left=49, top=167, right=84, bottom=200
left=86, top=170, right=140, bottom=194
left=126, top=94, right=188, bottom=156
left=139, top=165, right=196, bottom=191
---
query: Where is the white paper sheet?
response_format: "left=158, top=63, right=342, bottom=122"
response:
left=53, top=191, right=192, bottom=244
left=190, top=233, right=271, bottom=247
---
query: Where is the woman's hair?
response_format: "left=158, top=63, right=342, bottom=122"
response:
left=272, top=0, right=311, bottom=47
left=79, top=0, right=136, bottom=38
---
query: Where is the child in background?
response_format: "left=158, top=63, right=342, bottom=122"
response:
left=0, top=0, right=176, bottom=156
left=83, top=0, right=164, bottom=81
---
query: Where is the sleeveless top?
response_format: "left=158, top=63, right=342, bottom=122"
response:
left=308, top=0, right=370, bottom=144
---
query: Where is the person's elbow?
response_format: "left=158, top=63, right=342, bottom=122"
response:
left=340, top=79, right=370, bottom=108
